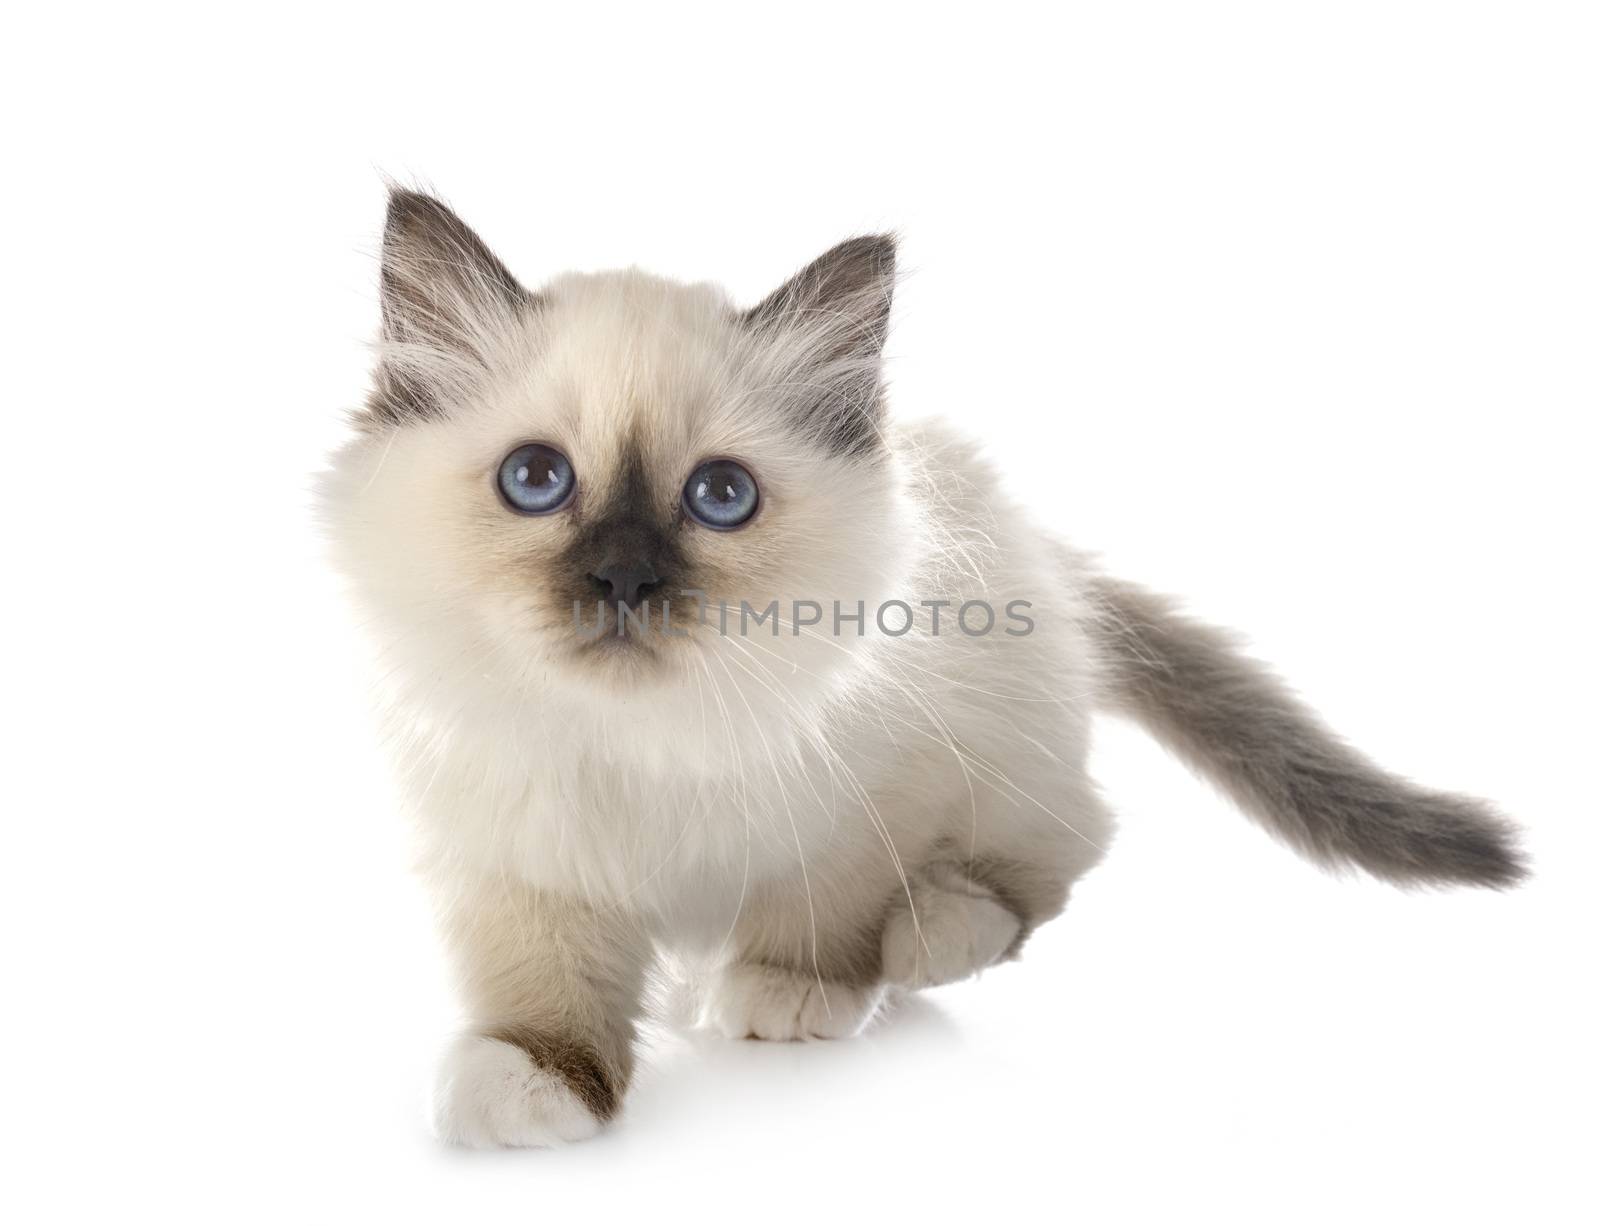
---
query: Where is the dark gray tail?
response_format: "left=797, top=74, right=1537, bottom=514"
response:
left=1088, top=576, right=1525, bottom=888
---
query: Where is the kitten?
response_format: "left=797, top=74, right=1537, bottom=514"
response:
left=319, top=189, right=1524, bottom=1148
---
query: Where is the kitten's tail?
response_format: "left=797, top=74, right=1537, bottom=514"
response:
left=1086, top=574, right=1525, bottom=888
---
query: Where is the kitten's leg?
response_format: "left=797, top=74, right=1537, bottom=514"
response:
left=702, top=861, right=1042, bottom=1038
left=877, top=764, right=1111, bottom=989
left=702, top=778, right=1100, bottom=1038
left=702, top=881, right=890, bottom=1041
left=879, top=862, right=1027, bottom=989
left=700, top=865, right=1024, bottom=1037
left=431, top=876, right=647, bottom=1148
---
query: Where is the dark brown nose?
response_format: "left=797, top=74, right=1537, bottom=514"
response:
left=589, top=560, right=661, bottom=609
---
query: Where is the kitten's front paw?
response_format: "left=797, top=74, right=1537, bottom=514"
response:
left=431, top=1034, right=604, bottom=1148
left=704, top=964, right=885, bottom=1040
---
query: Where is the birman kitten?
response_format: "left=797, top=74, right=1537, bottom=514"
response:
left=319, top=189, right=1524, bottom=1148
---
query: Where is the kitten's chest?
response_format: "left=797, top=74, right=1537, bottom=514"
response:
left=414, top=737, right=850, bottom=915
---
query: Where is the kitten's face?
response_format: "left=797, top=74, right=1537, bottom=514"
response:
left=322, top=192, right=913, bottom=716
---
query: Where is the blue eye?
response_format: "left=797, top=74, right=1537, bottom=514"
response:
left=497, top=443, right=575, bottom=515
left=683, top=458, right=759, bottom=529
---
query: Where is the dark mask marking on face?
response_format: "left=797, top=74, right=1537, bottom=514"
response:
left=554, top=446, right=692, bottom=635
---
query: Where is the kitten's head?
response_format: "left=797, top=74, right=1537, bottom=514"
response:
left=321, top=190, right=916, bottom=740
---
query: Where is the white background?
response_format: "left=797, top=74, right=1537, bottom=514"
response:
left=4, top=3, right=1596, bottom=1222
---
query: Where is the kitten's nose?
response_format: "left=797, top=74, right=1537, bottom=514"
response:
left=590, top=560, right=661, bottom=609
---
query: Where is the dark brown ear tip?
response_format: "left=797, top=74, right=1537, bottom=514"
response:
left=832, top=232, right=898, bottom=272
left=870, top=235, right=898, bottom=278
left=382, top=187, right=452, bottom=236
left=867, top=232, right=899, bottom=256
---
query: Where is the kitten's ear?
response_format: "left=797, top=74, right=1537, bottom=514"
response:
left=742, top=235, right=898, bottom=454
left=369, top=189, right=531, bottom=426
left=744, top=234, right=898, bottom=347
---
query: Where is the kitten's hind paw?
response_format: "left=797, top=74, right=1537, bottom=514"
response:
left=880, top=870, right=1023, bottom=989
left=431, top=1034, right=606, bottom=1148
left=704, top=964, right=885, bottom=1041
